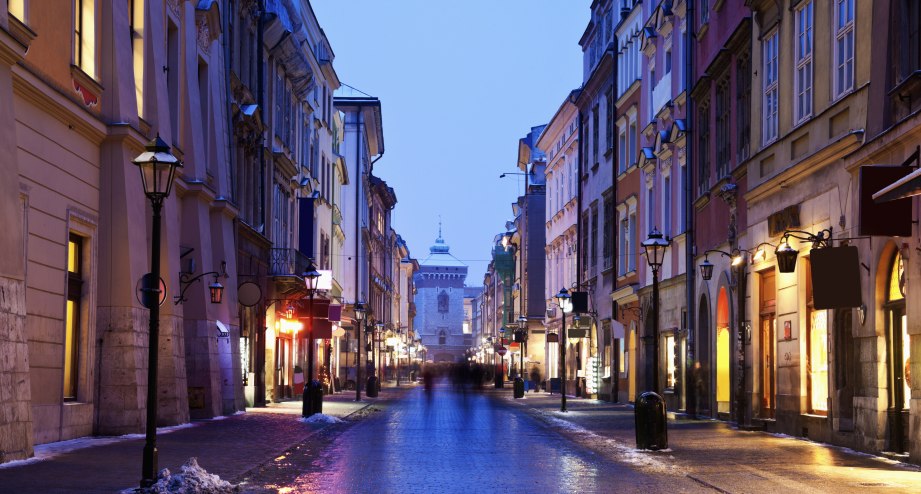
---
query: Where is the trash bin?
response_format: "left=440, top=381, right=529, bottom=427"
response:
left=513, top=377, right=525, bottom=398
left=549, top=377, right=561, bottom=394
left=302, top=380, right=324, bottom=417
left=634, top=391, right=668, bottom=450
left=366, top=376, right=379, bottom=397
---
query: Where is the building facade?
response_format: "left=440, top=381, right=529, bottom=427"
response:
left=537, top=92, right=580, bottom=389
left=414, top=231, right=469, bottom=363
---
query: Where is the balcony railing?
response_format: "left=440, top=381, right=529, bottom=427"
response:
left=268, top=248, right=310, bottom=277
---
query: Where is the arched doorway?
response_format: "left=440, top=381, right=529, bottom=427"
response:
left=628, top=321, right=637, bottom=401
left=697, top=295, right=711, bottom=416
left=716, top=287, right=731, bottom=414
left=884, top=250, right=909, bottom=453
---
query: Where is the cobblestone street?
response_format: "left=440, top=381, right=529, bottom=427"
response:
left=1, top=383, right=920, bottom=493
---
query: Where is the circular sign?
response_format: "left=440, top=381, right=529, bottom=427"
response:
left=496, top=346, right=507, bottom=357
left=136, top=273, right=166, bottom=309
left=238, top=282, right=262, bottom=307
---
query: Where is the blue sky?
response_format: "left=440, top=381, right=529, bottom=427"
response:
left=312, top=1, right=587, bottom=284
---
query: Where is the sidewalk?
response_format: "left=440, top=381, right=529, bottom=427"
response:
left=0, top=385, right=412, bottom=494
left=489, top=387, right=921, bottom=493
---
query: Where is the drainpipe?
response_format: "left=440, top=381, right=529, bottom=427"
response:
left=609, top=42, right=619, bottom=403
left=575, top=107, right=584, bottom=393
left=256, top=3, right=266, bottom=230
left=684, top=0, right=697, bottom=418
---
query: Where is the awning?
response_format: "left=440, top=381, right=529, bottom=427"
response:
left=872, top=147, right=921, bottom=203
left=873, top=165, right=921, bottom=202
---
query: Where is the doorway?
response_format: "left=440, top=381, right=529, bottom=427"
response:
left=885, top=250, right=909, bottom=453
left=697, top=295, right=711, bottom=416
left=759, top=269, right=776, bottom=418
left=716, top=287, right=731, bottom=414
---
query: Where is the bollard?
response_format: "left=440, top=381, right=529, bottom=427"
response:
left=634, top=391, right=668, bottom=450
left=366, top=376, right=379, bottom=397
left=513, top=377, right=525, bottom=399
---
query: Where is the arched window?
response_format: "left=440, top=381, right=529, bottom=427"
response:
left=438, top=290, right=449, bottom=313
left=885, top=250, right=909, bottom=452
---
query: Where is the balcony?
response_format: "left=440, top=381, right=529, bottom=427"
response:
left=268, top=247, right=309, bottom=295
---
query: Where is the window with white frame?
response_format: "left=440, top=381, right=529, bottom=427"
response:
left=74, top=0, right=96, bottom=78
left=646, top=185, right=655, bottom=237
left=618, top=123, right=627, bottom=174
left=624, top=211, right=636, bottom=273
left=628, top=117, right=637, bottom=166
left=678, top=162, right=687, bottom=232
left=619, top=215, right=628, bottom=275
left=663, top=174, right=671, bottom=238
left=762, top=29, right=779, bottom=144
left=794, top=1, right=813, bottom=123
left=834, top=0, right=855, bottom=98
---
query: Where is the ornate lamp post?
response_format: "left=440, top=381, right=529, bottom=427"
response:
left=133, top=135, right=182, bottom=488
left=642, top=228, right=669, bottom=394
left=302, top=262, right=321, bottom=417
left=353, top=302, right=366, bottom=401
left=555, top=288, right=572, bottom=412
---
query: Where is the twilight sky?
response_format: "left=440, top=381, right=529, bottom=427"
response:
left=312, top=1, right=587, bottom=285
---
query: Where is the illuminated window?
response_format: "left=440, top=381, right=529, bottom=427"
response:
left=9, top=0, right=25, bottom=21
left=129, top=0, right=144, bottom=116
left=665, top=333, right=676, bottom=390
left=885, top=251, right=909, bottom=414
left=73, top=0, right=96, bottom=78
left=805, top=260, right=828, bottom=414
left=65, top=234, right=84, bottom=400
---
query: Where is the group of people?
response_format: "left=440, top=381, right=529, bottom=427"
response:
left=417, top=362, right=545, bottom=394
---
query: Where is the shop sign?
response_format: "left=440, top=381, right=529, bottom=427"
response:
left=768, top=204, right=800, bottom=237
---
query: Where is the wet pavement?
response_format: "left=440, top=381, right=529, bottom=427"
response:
left=241, top=381, right=702, bottom=493
left=1, top=382, right=920, bottom=493
left=493, top=388, right=921, bottom=494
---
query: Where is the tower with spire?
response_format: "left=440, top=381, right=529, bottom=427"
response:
left=413, top=222, right=469, bottom=363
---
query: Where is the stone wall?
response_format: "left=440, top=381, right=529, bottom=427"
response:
left=0, top=277, right=33, bottom=462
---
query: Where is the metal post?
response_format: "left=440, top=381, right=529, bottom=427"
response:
left=736, top=264, right=746, bottom=428
left=652, top=267, right=660, bottom=394
left=302, top=289, right=315, bottom=417
left=141, top=199, right=162, bottom=487
left=355, top=322, right=361, bottom=401
left=560, top=312, right=567, bottom=412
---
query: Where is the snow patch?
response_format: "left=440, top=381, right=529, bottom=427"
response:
left=300, top=413, right=343, bottom=424
left=538, top=410, right=684, bottom=475
left=123, top=457, right=240, bottom=494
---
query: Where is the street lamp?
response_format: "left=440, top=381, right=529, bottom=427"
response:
left=555, top=287, right=572, bottom=412
left=134, top=135, right=182, bottom=488
left=302, top=261, right=321, bottom=417
left=642, top=228, right=669, bottom=394
left=353, top=302, right=366, bottom=401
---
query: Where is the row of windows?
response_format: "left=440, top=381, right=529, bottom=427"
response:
left=762, top=0, right=854, bottom=146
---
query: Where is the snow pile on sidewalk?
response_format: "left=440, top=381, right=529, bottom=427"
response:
left=132, top=457, right=240, bottom=494
left=300, top=413, right=343, bottom=424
